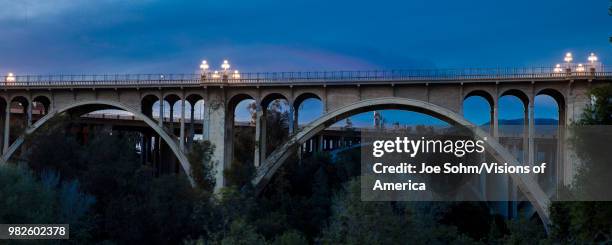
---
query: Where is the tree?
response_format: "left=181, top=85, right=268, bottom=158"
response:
left=0, top=165, right=95, bottom=244
left=548, top=84, right=612, bottom=243
left=320, top=179, right=477, bottom=245
left=188, top=140, right=216, bottom=192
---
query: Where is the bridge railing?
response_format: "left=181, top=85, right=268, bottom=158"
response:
left=1, top=66, right=610, bottom=87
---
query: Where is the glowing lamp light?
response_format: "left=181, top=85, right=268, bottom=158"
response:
left=221, top=60, right=230, bottom=71
left=231, top=70, right=241, bottom=79
left=6, top=73, right=15, bottom=82
left=576, top=63, right=585, bottom=72
left=212, top=70, right=221, bottom=79
left=553, top=64, right=563, bottom=73
left=588, top=53, right=598, bottom=64
left=564, top=52, right=573, bottom=63
left=199, top=60, right=210, bottom=71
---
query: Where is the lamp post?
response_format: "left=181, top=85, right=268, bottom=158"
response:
left=563, top=52, right=573, bottom=74
left=587, top=53, right=598, bottom=73
left=553, top=64, right=563, bottom=73
left=199, top=60, right=210, bottom=80
left=198, top=59, right=240, bottom=81
left=231, top=70, right=241, bottom=79
left=221, top=60, right=230, bottom=80
left=6, top=73, right=15, bottom=84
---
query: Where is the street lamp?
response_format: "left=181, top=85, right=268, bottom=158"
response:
left=199, top=60, right=209, bottom=79
left=564, top=52, right=573, bottom=63
left=587, top=53, right=598, bottom=72
left=231, top=70, right=241, bottom=79
left=221, top=60, right=230, bottom=73
left=6, top=72, right=15, bottom=83
left=199, top=59, right=241, bottom=81
left=563, top=52, right=573, bottom=74
left=211, top=70, right=221, bottom=79
left=576, top=63, right=585, bottom=73
left=553, top=64, right=563, bottom=73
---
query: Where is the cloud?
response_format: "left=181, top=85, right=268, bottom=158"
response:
left=0, top=0, right=609, bottom=75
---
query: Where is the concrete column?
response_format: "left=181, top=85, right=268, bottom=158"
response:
left=158, top=98, right=164, bottom=127
left=292, top=106, right=300, bottom=132
left=261, top=110, right=267, bottom=159
left=0, top=105, right=4, bottom=153
left=528, top=104, right=535, bottom=166
left=189, top=105, right=195, bottom=146
left=2, top=101, right=11, bottom=153
left=317, top=135, right=324, bottom=152
left=3, top=103, right=10, bottom=154
left=26, top=102, right=32, bottom=127
left=143, top=134, right=149, bottom=165
left=522, top=108, right=529, bottom=163
left=557, top=108, right=566, bottom=187
left=202, top=102, right=209, bottom=141
left=155, top=135, right=161, bottom=176
left=492, top=102, right=499, bottom=138
left=180, top=99, right=185, bottom=151
left=169, top=103, right=174, bottom=133
left=254, top=106, right=263, bottom=167
left=288, top=102, right=295, bottom=135
left=208, top=99, right=227, bottom=191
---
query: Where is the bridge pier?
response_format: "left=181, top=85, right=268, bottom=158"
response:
left=528, top=103, right=535, bottom=166
left=254, top=106, right=263, bottom=167
left=3, top=103, right=10, bottom=154
left=206, top=97, right=227, bottom=191
left=189, top=105, right=195, bottom=147
left=179, top=99, right=185, bottom=151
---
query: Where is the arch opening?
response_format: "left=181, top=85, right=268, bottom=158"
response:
left=255, top=97, right=551, bottom=226
left=463, top=94, right=492, bottom=134
left=185, top=94, right=205, bottom=145
left=1, top=100, right=193, bottom=185
left=225, top=94, right=256, bottom=187
left=32, top=96, right=51, bottom=123
left=295, top=96, right=323, bottom=127
left=534, top=93, right=561, bottom=192
left=8, top=96, right=29, bottom=146
left=264, top=98, right=290, bottom=157
left=141, top=94, right=159, bottom=121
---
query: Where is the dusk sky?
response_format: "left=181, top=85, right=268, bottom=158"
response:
left=0, top=0, right=605, bottom=125
left=0, top=0, right=610, bottom=74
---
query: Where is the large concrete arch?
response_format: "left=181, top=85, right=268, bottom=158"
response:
left=254, top=97, right=551, bottom=225
left=0, top=100, right=195, bottom=186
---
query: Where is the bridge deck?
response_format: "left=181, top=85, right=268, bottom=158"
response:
left=2, top=67, right=610, bottom=89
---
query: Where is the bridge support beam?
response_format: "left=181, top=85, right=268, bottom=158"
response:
left=26, top=102, right=32, bottom=127
left=180, top=99, right=185, bottom=151
left=528, top=104, right=535, bottom=166
left=523, top=108, right=529, bottom=163
left=492, top=101, right=499, bottom=138
left=207, top=99, right=227, bottom=191
left=158, top=96, right=164, bottom=127
left=557, top=107, right=566, bottom=188
left=254, top=106, right=266, bottom=167
left=288, top=103, right=295, bottom=135
left=189, top=105, right=195, bottom=146
left=169, top=103, right=174, bottom=134
left=3, top=103, right=9, bottom=154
